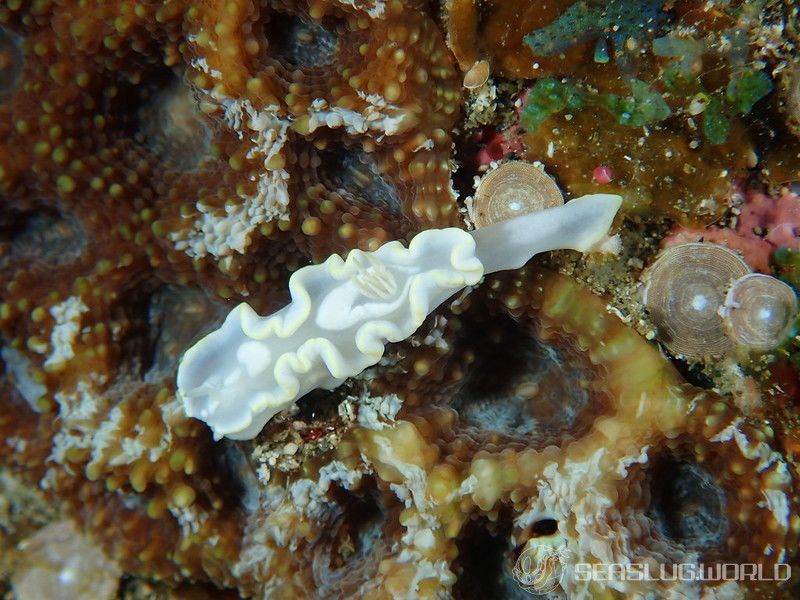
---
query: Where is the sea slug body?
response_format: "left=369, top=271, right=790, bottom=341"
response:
left=178, top=194, right=622, bottom=439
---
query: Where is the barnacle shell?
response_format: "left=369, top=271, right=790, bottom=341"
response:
left=722, top=273, right=799, bottom=351
left=462, top=59, right=490, bottom=89
left=642, top=243, right=750, bottom=359
left=473, top=161, right=564, bottom=228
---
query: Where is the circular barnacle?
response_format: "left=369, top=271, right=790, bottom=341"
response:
left=722, top=273, right=799, bottom=351
left=473, top=161, right=563, bottom=228
left=463, top=59, right=490, bottom=90
left=642, top=243, right=750, bottom=359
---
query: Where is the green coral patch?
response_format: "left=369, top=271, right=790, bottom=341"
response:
left=605, top=79, right=671, bottom=127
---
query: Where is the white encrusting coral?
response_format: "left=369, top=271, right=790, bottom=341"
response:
left=177, top=194, right=622, bottom=439
left=44, top=296, right=89, bottom=369
left=166, top=76, right=292, bottom=259
left=305, top=94, right=417, bottom=138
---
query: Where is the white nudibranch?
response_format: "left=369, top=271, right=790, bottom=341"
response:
left=176, top=194, right=623, bottom=439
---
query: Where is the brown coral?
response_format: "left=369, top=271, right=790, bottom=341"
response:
left=447, top=1, right=785, bottom=223
left=0, top=0, right=462, bottom=593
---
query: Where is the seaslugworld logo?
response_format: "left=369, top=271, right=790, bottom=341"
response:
left=512, top=544, right=572, bottom=594
left=572, top=562, right=791, bottom=582
left=512, top=544, right=791, bottom=595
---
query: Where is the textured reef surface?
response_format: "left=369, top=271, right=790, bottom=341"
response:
left=2, top=1, right=800, bottom=599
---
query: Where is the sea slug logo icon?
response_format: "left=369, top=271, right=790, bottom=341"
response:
left=512, top=543, right=571, bottom=594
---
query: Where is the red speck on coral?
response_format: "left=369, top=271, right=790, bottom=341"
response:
left=302, top=427, right=325, bottom=441
left=593, top=165, right=614, bottom=184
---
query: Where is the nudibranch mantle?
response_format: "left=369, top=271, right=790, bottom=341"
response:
left=177, top=194, right=622, bottom=440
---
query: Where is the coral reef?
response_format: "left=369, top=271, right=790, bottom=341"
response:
left=452, top=1, right=786, bottom=222
left=1, top=1, right=800, bottom=599
left=522, top=0, right=667, bottom=62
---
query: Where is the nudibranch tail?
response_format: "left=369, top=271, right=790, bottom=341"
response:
left=176, top=194, right=623, bottom=439
left=470, top=193, right=623, bottom=274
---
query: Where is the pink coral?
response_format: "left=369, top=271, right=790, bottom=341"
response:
left=472, top=127, right=524, bottom=170
left=473, top=128, right=506, bottom=167
left=663, top=190, right=800, bottom=272
left=472, top=91, right=529, bottom=171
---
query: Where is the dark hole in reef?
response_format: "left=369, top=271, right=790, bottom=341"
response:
left=104, top=64, right=212, bottom=169
left=119, top=579, right=240, bottom=599
left=0, top=27, right=24, bottom=100
left=0, top=206, right=86, bottom=266
left=102, top=66, right=210, bottom=170
left=113, top=283, right=225, bottom=380
left=295, top=387, right=347, bottom=422
left=206, top=439, right=260, bottom=513
left=670, top=353, right=715, bottom=389
left=452, top=514, right=531, bottom=600
left=102, top=64, right=177, bottom=135
left=647, top=455, right=728, bottom=552
left=310, top=479, right=390, bottom=596
left=530, top=518, right=558, bottom=537
left=314, top=142, right=404, bottom=216
left=451, top=313, right=603, bottom=447
left=327, top=481, right=385, bottom=570
left=266, top=9, right=338, bottom=68
left=111, top=279, right=159, bottom=378
left=145, top=285, right=227, bottom=379
left=134, top=74, right=212, bottom=170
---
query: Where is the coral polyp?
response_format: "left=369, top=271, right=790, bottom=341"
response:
left=2, top=1, right=800, bottom=599
left=448, top=301, right=610, bottom=448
